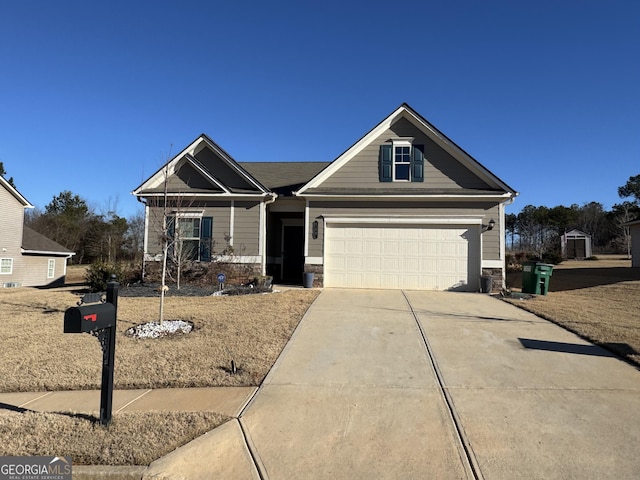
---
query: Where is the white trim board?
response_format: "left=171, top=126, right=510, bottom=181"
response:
left=322, top=215, right=484, bottom=225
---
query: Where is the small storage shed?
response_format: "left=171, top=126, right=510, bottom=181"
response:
left=626, top=219, right=640, bottom=267
left=561, top=229, right=592, bottom=259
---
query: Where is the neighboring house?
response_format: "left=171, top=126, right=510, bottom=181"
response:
left=626, top=219, right=640, bottom=267
left=0, top=176, right=74, bottom=287
left=561, top=229, right=592, bottom=259
left=133, top=103, right=518, bottom=291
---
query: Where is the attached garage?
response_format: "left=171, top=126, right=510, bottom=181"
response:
left=324, top=221, right=481, bottom=291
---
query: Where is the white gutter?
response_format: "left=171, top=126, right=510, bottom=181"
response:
left=21, top=249, right=75, bottom=257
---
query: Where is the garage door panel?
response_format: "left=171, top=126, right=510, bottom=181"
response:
left=325, top=223, right=480, bottom=291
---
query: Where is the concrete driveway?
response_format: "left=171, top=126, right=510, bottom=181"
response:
left=146, top=289, right=640, bottom=479
left=240, top=290, right=640, bottom=480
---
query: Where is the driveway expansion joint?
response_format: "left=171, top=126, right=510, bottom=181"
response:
left=402, top=290, right=484, bottom=480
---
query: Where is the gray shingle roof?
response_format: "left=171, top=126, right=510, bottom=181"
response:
left=240, top=162, right=330, bottom=195
left=22, top=226, right=74, bottom=255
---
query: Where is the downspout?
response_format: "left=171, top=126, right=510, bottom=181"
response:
left=500, top=194, right=517, bottom=290
left=261, top=193, right=277, bottom=275
left=135, top=196, right=149, bottom=281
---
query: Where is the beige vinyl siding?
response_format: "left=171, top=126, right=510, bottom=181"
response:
left=18, top=255, right=67, bottom=287
left=0, top=185, right=25, bottom=285
left=631, top=224, right=640, bottom=268
left=146, top=202, right=232, bottom=257
left=233, top=202, right=260, bottom=256
left=0, top=185, right=24, bottom=258
left=321, top=117, right=492, bottom=191
left=307, top=201, right=500, bottom=260
left=145, top=201, right=260, bottom=258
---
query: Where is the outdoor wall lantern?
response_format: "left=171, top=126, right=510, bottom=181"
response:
left=483, top=219, right=496, bottom=232
left=312, top=220, right=319, bottom=239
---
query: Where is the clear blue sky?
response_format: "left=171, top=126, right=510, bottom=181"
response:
left=1, top=1, right=638, bottom=219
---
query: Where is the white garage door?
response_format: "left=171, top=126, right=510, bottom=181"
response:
left=324, top=223, right=480, bottom=291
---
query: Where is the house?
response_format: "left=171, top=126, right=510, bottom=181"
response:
left=626, top=219, right=640, bottom=267
left=0, top=176, right=74, bottom=287
left=561, top=229, right=592, bottom=259
left=133, top=103, right=517, bottom=291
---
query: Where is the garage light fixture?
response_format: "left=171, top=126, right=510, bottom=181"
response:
left=483, top=219, right=496, bottom=232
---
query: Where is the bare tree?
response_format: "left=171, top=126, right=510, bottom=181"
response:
left=124, top=210, right=145, bottom=263
left=148, top=156, right=199, bottom=322
left=612, top=202, right=637, bottom=259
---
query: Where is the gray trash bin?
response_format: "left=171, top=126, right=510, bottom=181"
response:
left=303, top=272, right=314, bottom=288
left=480, top=276, right=493, bottom=294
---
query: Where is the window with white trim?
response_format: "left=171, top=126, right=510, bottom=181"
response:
left=393, top=140, right=412, bottom=181
left=47, top=259, right=55, bottom=278
left=167, top=214, right=213, bottom=262
left=0, top=258, right=13, bottom=274
left=176, top=217, right=201, bottom=261
left=379, top=140, right=425, bottom=183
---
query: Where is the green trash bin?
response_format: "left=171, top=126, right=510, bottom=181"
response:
left=522, top=262, right=554, bottom=295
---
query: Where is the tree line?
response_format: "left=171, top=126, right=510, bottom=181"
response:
left=25, top=190, right=144, bottom=265
left=507, top=174, right=640, bottom=259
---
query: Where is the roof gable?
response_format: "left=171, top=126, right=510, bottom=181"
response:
left=132, top=134, right=270, bottom=197
left=297, top=103, right=517, bottom=197
left=0, top=176, right=33, bottom=208
left=564, top=229, right=591, bottom=238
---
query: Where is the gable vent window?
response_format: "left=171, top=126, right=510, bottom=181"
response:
left=379, top=140, right=424, bottom=183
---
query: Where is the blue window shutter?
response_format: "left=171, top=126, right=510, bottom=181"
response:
left=379, top=144, right=393, bottom=182
left=200, top=217, right=213, bottom=262
left=411, top=144, right=424, bottom=182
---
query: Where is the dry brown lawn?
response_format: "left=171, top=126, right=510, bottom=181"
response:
left=0, top=411, right=228, bottom=465
left=0, top=287, right=320, bottom=392
left=0, top=285, right=319, bottom=465
left=64, top=264, right=88, bottom=284
left=505, top=255, right=640, bottom=366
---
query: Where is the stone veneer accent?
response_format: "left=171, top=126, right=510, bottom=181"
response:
left=481, top=268, right=504, bottom=293
left=304, top=264, right=324, bottom=288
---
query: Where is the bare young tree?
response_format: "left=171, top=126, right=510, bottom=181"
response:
left=613, top=202, right=636, bottom=259
left=148, top=156, right=199, bottom=323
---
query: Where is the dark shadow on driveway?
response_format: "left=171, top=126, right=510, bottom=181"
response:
left=519, top=338, right=618, bottom=357
left=413, top=310, right=540, bottom=324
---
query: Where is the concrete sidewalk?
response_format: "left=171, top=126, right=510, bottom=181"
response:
left=0, top=387, right=256, bottom=418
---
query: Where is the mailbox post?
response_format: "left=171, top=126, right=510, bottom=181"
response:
left=64, top=280, right=119, bottom=426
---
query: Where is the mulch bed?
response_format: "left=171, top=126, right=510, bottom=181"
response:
left=118, top=282, right=271, bottom=298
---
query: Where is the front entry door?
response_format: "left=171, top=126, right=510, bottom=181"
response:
left=282, top=225, right=304, bottom=283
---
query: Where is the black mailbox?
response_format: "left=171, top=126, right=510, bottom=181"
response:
left=63, top=280, right=119, bottom=426
left=64, top=303, right=116, bottom=333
